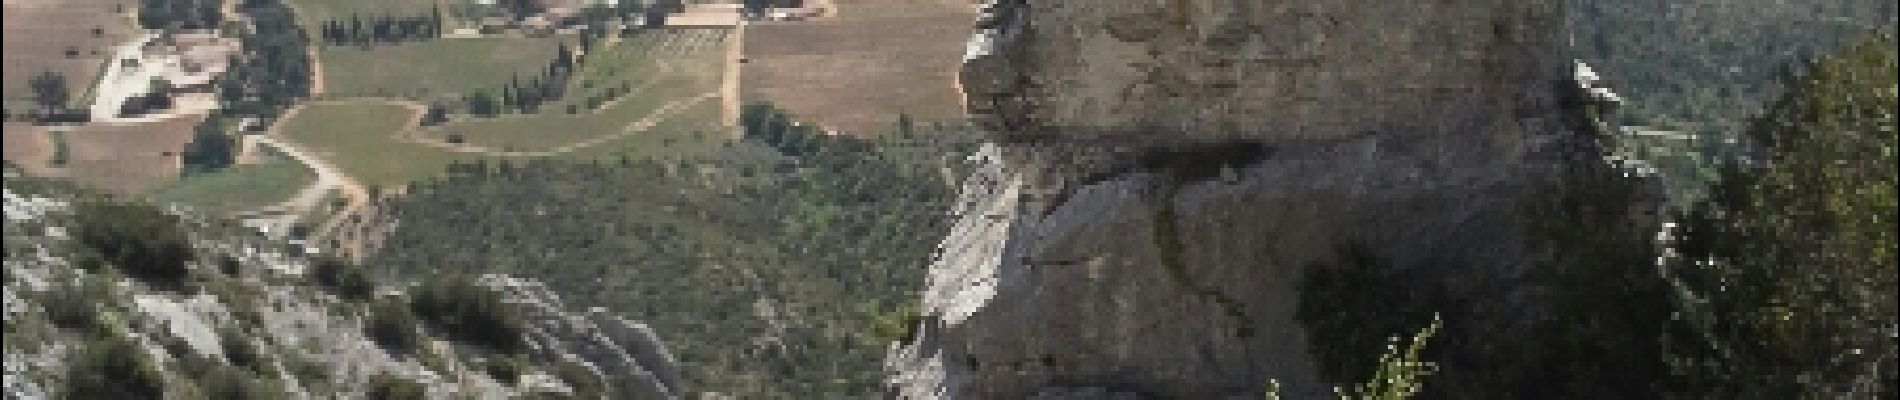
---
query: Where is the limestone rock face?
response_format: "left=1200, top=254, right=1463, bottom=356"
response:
left=891, top=1, right=1631, bottom=399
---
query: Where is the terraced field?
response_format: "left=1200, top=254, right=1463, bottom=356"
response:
left=319, top=36, right=564, bottom=100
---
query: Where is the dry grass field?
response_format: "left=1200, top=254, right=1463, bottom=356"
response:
left=740, top=1, right=973, bottom=135
left=54, top=115, right=202, bottom=194
left=2, top=123, right=55, bottom=173
left=2, top=0, right=137, bottom=112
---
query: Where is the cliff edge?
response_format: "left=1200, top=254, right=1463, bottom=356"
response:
left=890, top=1, right=1653, bottom=398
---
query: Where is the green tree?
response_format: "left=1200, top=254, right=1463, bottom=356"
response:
left=467, top=91, right=500, bottom=117
left=408, top=277, right=525, bottom=354
left=29, top=71, right=69, bottom=114
left=69, top=198, right=196, bottom=290
left=63, top=335, right=167, bottom=400
left=182, top=120, right=236, bottom=173
left=1669, top=35, right=1897, bottom=398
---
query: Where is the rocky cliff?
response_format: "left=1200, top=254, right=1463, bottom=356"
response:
left=891, top=1, right=1653, bottom=398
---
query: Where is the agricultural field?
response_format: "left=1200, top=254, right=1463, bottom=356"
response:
left=276, top=102, right=468, bottom=187
left=148, top=150, right=315, bottom=215
left=740, top=3, right=972, bottom=135
left=286, top=0, right=442, bottom=29
left=562, top=98, right=736, bottom=161
left=318, top=36, right=564, bottom=100
left=53, top=115, right=202, bottom=194
left=2, top=0, right=137, bottom=113
left=1, top=123, right=55, bottom=173
left=416, top=29, right=730, bottom=155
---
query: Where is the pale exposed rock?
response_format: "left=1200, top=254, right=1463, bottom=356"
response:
left=893, top=0, right=1635, bottom=398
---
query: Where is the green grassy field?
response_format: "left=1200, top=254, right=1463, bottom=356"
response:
left=277, top=103, right=469, bottom=188
left=565, top=99, right=736, bottom=161
left=287, top=0, right=442, bottom=30
left=416, top=30, right=730, bottom=155
left=320, top=37, right=563, bottom=100
left=148, top=152, right=316, bottom=215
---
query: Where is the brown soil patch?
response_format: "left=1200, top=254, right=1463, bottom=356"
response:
left=56, top=115, right=201, bottom=194
left=2, top=0, right=135, bottom=111
left=741, top=4, right=973, bottom=135
left=2, top=122, right=54, bottom=172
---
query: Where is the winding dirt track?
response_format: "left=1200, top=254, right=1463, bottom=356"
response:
left=400, top=92, right=718, bottom=157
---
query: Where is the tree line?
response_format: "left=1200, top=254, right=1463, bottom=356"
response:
left=138, top=0, right=223, bottom=31
left=316, top=8, right=444, bottom=47
left=448, top=43, right=580, bottom=119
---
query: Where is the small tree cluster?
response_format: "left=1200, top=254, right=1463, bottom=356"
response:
left=366, top=299, right=422, bottom=355
left=181, top=118, right=237, bottom=173
left=138, top=0, right=222, bottom=31
left=311, top=257, right=375, bottom=301
left=461, top=43, right=579, bottom=117
left=365, top=373, right=427, bottom=400
left=69, top=198, right=196, bottom=290
left=63, top=334, right=167, bottom=399
left=408, top=277, right=526, bottom=354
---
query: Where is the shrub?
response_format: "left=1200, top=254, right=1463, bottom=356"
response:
left=408, top=278, right=526, bottom=354
left=68, top=199, right=195, bottom=289
left=202, top=365, right=284, bottom=400
left=220, top=327, right=274, bottom=376
left=311, top=257, right=374, bottom=301
left=366, top=299, right=422, bottom=355
left=63, top=334, right=166, bottom=400
left=484, top=354, right=527, bottom=386
left=365, top=373, right=426, bottom=400
left=41, top=279, right=109, bottom=332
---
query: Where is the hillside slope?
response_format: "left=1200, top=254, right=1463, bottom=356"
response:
left=3, top=172, right=682, bottom=399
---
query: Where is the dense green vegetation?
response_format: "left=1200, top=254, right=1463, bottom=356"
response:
left=311, top=256, right=375, bottom=301
left=66, top=198, right=197, bottom=290
left=1298, top=35, right=1896, bottom=399
left=62, top=332, right=168, bottom=399
left=365, top=372, right=427, bottom=400
left=408, top=277, right=527, bottom=355
left=220, top=0, right=314, bottom=122
left=139, top=0, right=222, bottom=31
left=1667, top=36, right=1896, bottom=398
left=370, top=105, right=979, bottom=397
left=1569, top=0, right=1895, bottom=200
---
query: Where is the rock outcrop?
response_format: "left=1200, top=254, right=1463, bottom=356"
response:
left=891, top=1, right=1649, bottom=398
